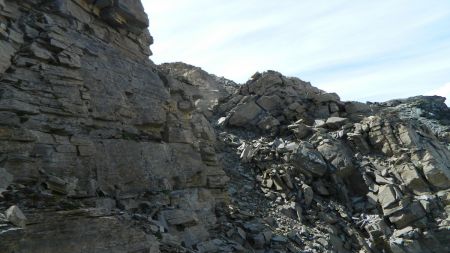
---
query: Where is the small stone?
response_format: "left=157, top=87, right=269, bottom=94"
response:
left=178, top=100, right=192, bottom=112
left=325, top=117, right=349, bottom=130
left=28, top=43, right=53, bottom=60
left=314, top=119, right=326, bottom=128
left=302, top=184, right=314, bottom=207
left=217, top=117, right=227, bottom=126
left=5, top=205, right=27, bottom=228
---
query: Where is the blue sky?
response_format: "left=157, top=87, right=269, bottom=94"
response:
left=142, top=0, right=450, bottom=104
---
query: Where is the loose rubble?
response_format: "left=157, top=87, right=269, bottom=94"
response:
left=212, top=71, right=450, bottom=252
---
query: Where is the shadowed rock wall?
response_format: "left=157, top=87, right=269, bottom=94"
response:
left=0, top=1, right=228, bottom=252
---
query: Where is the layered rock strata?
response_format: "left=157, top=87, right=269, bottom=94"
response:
left=0, top=1, right=228, bottom=252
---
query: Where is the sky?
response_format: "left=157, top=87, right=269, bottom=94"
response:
left=142, top=0, right=450, bottom=105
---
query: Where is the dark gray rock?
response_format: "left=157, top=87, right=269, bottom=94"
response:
left=228, top=101, right=263, bottom=127
left=291, top=142, right=328, bottom=176
left=0, top=167, right=13, bottom=192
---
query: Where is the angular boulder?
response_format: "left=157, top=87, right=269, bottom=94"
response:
left=325, top=117, right=349, bottom=130
left=317, top=139, right=354, bottom=177
left=5, top=205, right=27, bottom=228
left=228, top=101, right=263, bottom=127
left=291, top=142, right=328, bottom=176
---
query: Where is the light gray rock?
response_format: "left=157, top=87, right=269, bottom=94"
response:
left=325, top=117, right=349, bottom=130
left=378, top=184, right=402, bottom=209
left=317, top=139, right=354, bottom=177
left=397, top=164, right=430, bottom=194
left=388, top=201, right=426, bottom=229
left=422, top=160, right=450, bottom=189
left=365, top=217, right=392, bottom=241
left=5, top=205, right=27, bottom=228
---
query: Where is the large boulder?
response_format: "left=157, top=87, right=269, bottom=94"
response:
left=290, top=142, right=328, bottom=176
left=228, top=101, right=263, bottom=127
left=396, top=164, right=430, bottom=195
left=317, top=139, right=354, bottom=177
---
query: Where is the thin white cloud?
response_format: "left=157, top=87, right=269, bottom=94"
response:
left=142, top=0, right=450, bottom=103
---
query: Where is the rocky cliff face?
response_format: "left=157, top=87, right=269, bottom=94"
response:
left=0, top=1, right=449, bottom=253
left=0, top=1, right=228, bottom=252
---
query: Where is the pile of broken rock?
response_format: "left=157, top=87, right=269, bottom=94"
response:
left=214, top=70, right=450, bottom=253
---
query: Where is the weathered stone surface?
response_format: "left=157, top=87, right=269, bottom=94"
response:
left=0, top=167, right=13, bottom=192
left=378, top=184, right=401, bottom=209
left=422, top=160, right=450, bottom=189
left=1, top=209, right=160, bottom=253
left=302, top=184, right=314, bottom=207
left=5, top=205, right=27, bottom=228
left=317, top=139, right=354, bottom=177
left=326, top=116, right=349, bottom=129
left=0, top=40, right=16, bottom=74
left=0, top=1, right=227, bottom=252
left=291, top=142, right=328, bottom=176
left=288, top=120, right=313, bottom=139
left=397, top=164, right=430, bottom=194
left=388, top=201, right=426, bottom=229
left=256, top=95, right=282, bottom=112
left=228, top=101, right=263, bottom=127
left=163, top=209, right=198, bottom=226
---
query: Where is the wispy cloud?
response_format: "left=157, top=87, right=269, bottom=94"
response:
left=143, top=0, right=450, bottom=103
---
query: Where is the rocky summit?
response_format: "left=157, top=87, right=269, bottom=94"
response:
left=0, top=1, right=449, bottom=253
